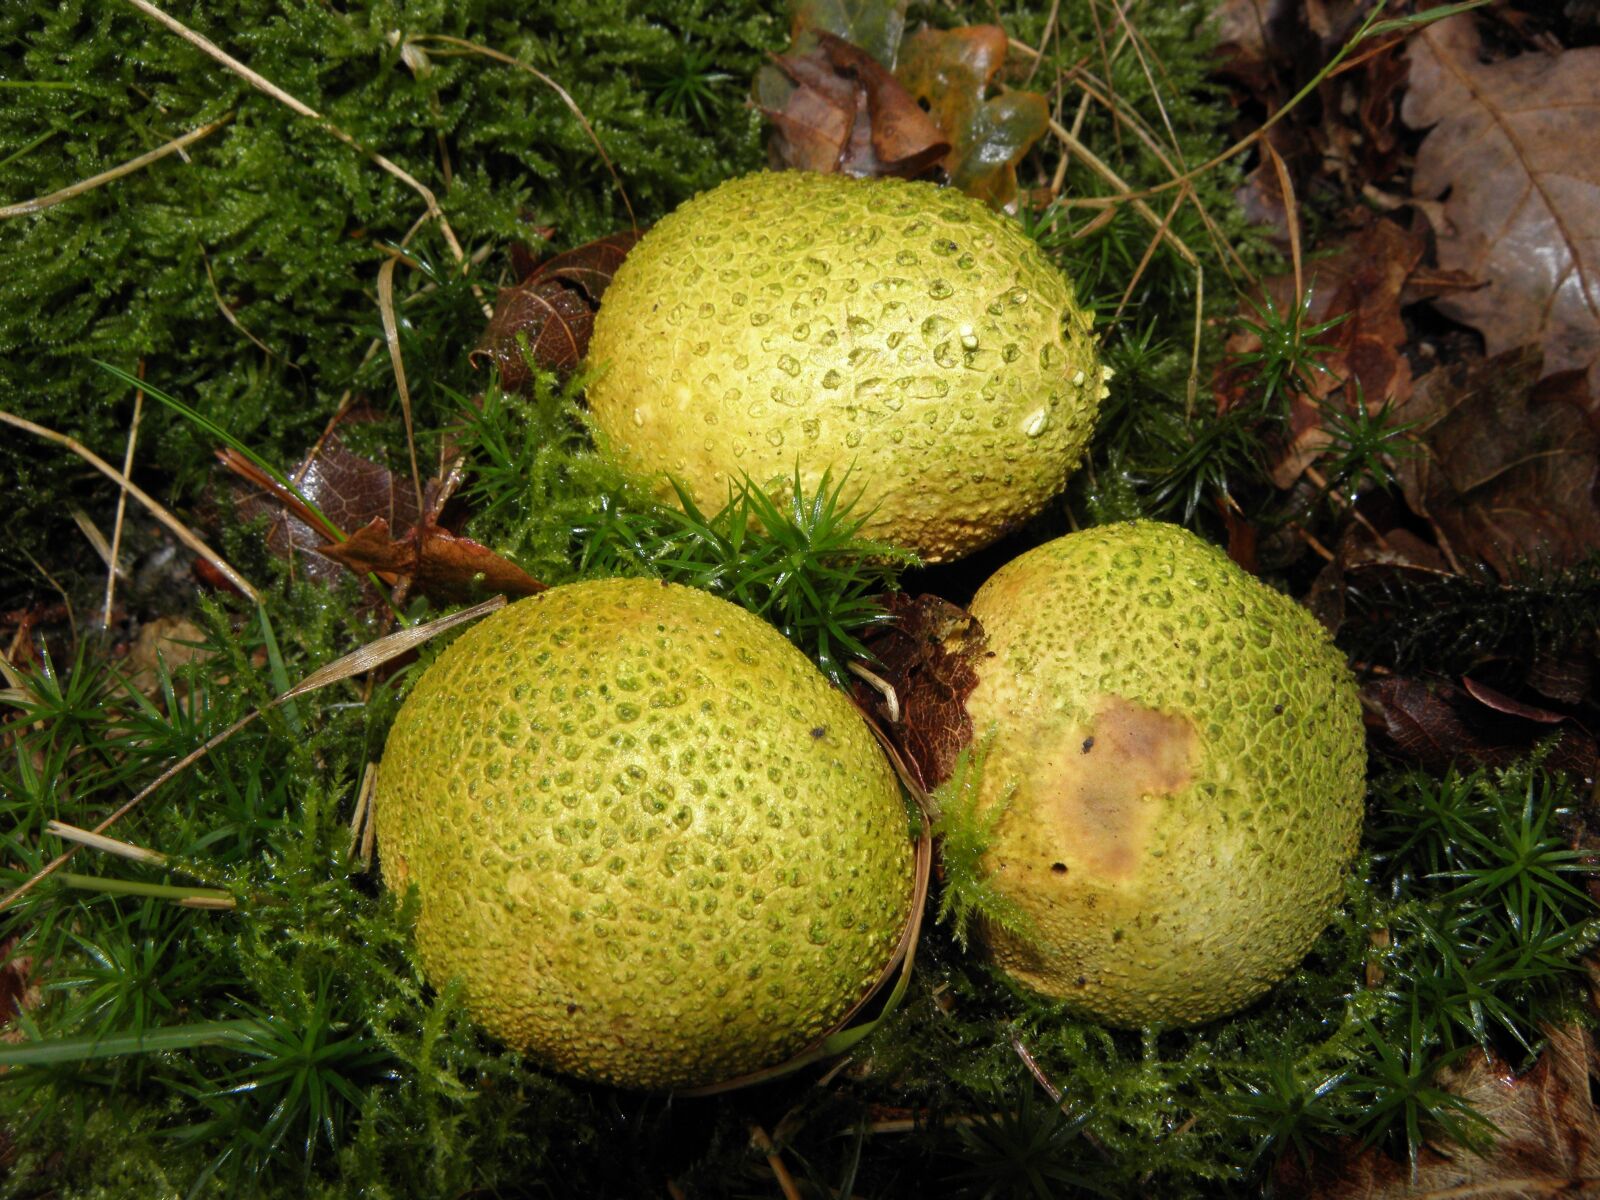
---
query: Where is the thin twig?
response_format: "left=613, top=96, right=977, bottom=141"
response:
left=123, top=0, right=471, bottom=270
left=103, top=364, right=145, bottom=628
left=0, top=116, right=231, bottom=219
left=0, top=409, right=260, bottom=605
left=748, top=1127, right=803, bottom=1200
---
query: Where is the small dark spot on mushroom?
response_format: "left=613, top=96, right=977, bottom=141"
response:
left=1075, top=976, right=1087, bottom=988
left=811, top=726, right=827, bottom=739
left=566, top=1003, right=579, bottom=1015
left=1112, top=930, right=1124, bottom=943
left=1081, top=736, right=1095, bottom=754
left=1050, top=862, right=1067, bottom=874
left=985, top=650, right=996, bottom=657
left=1273, top=703, right=1285, bottom=715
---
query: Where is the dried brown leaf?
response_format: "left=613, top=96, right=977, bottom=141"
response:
left=757, top=32, right=949, bottom=180
left=893, top=25, right=1050, bottom=211
left=1277, top=1025, right=1600, bottom=1198
left=1396, top=346, right=1600, bottom=578
left=316, top=519, right=545, bottom=605
left=1403, top=15, right=1600, bottom=397
left=229, top=420, right=429, bottom=589
left=1361, top=674, right=1596, bottom=776
left=473, top=231, right=642, bottom=387
left=849, top=594, right=986, bottom=792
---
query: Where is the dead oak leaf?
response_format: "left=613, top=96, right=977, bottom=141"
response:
left=473, top=230, right=642, bottom=388
left=755, top=31, right=949, bottom=179
left=1403, top=15, right=1600, bottom=396
left=317, top=519, right=545, bottom=605
left=1396, top=345, right=1600, bottom=579
left=1276, top=1025, right=1600, bottom=1198
left=894, top=25, right=1051, bottom=211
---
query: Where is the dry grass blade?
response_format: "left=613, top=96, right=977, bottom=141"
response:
left=281, top=594, right=505, bottom=699
left=0, top=595, right=508, bottom=914
left=123, top=0, right=470, bottom=269
left=45, top=821, right=167, bottom=867
left=748, top=1127, right=803, bottom=1200
left=407, top=33, right=637, bottom=232
left=1112, top=185, right=1188, bottom=324
left=103, top=365, right=145, bottom=627
left=0, top=115, right=231, bottom=219
left=376, top=254, right=426, bottom=518
left=1264, top=138, right=1304, bottom=310
left=200, top=247, right=297, bottom=366
left=0, top=409, right=260, bottom=605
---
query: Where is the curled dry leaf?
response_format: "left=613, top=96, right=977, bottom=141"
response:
left=1276, top=1025, right=1600, bottom=1199
left=1403, top=14, right=1600, bottom=396
left=894, top=25, right=1050, bottom=211
left=316, top=519, right=545, bottom=605
left=848, top=593, right=987, bottom=793
left=1396, top=346, right=1600, bottom=579
left=473, top=230, right=642, bottom=388
left=1361, top=674, right=1596, bottom=777
left=756, top=31, right=949, bottom=179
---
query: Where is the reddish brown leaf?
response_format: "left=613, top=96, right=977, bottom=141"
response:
left=1396, top=347, right=1600, bottom=578
left=1276, top=1025, right=1600, bottom=1198
left=1362, top=675, right=1596, bottom=776
left=316, top=519, right=545, bottom=605
left=756, top=32, right=950, bottom=180
left=473, top=230, right=642, bottom=388
left=1403, top=15, right=1600, bottom=398
left=893, top=25, right=1051, bottom=211
left=849, top=594, right=987, bottom=792
left=228, top=418, right=429, bottom=589
left=1460, top=676, right=1568, bottom=724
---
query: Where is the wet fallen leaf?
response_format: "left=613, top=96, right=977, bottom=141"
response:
left=893, top=25, right=1050, bottom=211
left=473, top=230, right=642, bottom=387
left=1276, top=1025, right=1600, bottom=1198
left=849, top=594, right=986, bottom=792
left=228, top=420, right=430, bottom=589
left=1361, top=674, right=1596, bottom=777
left=755, top=31, right=949, bottom=179
left=1395, top=346, right=1600, bottom=579
left=1403, top=14, right=1600, bottom=397
left=316, top=519, right=545, bottom=605
left=224, top=416, right=543, bottom=606
left=118, top=616, right=213, bottom=696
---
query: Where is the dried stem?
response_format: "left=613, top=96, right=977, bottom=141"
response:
left=0, top=116, right=231, bottom=219
left=0, top=409, right=260, bottom=605
left=103, top=365, right=145, bottom=628
left=123, top=0, right=471, bottom=269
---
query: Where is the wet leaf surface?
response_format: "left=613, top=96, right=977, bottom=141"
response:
left=1277, top=1025, right=1600, bottom=1198
left=225, top=415, right=543, bottom=605
left=473, top=231, right=642, bottom=387
left=756, top=31, right=949, bottom=179
left=893, top=25, right=1051, bottom=211
left=849, top=593, right=986, bottom=793
left=1403, top=15, right=1600, bottom=397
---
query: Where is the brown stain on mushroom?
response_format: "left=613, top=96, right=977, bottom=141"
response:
left=1033, top=695, right=1199, bottom=880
